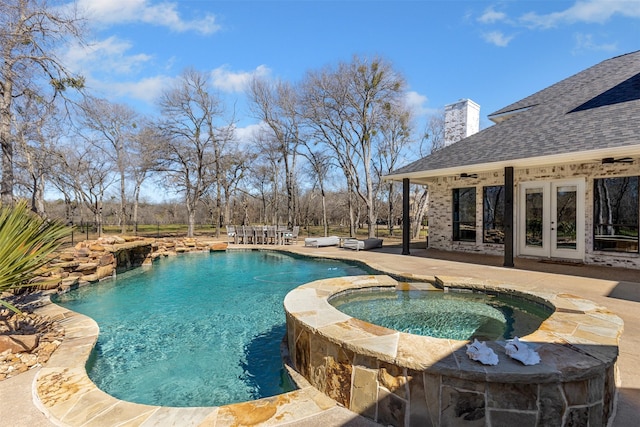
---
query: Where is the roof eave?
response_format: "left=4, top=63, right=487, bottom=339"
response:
left=384, top=144, right=640, bottom=183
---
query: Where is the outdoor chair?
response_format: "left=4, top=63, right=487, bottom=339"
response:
left=237, top=226, right=251, bottom=244
left=265, top=226, right=276, bottom=244
left=253, top=226, right=266, bottom=244
left=283, top=226, right=299, bottom=245
left=304, top=236, right=340, bottom=247
left=226, top=225, right=237, bottom=244
left=343, top=238, right=383, bottom=251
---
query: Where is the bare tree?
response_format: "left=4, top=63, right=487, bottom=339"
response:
left=302, top=55, right=408, bottom=237
left=301, top=146, right=331, bottom=236
left=156, top=69, right=232, bottom=237
left=375, top=102, right=414, bottom=236
left=52, top=144, right=114, bottom=235
left=0, top=0, right=84, bottom=205
left=12, top=91, right=62, bottom=216
left=250, top=129, right=284, bottom=225
left=128, top=124, right=158, bottom=231
left=247, top=78, right=302, bottom=227
left=411, top=110, right=446, bottom=238
left=78, top=97, right=139, bottom=233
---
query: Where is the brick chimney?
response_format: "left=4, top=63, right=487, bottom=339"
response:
left=444, top=99, right=480, bottom=147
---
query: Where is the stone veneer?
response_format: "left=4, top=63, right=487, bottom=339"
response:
left=284, top=275, right=623, bottom=427
left=426, top=160, right=640, bottom=269
left=31, top=236, right=228, bottom=292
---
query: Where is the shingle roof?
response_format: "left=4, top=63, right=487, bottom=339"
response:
left=389, top=51, right=640, bottom=179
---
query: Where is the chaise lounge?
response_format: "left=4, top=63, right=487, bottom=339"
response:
left=304, top=236, right=340, bottom=247
left=342, top=238, right=383, bottom=251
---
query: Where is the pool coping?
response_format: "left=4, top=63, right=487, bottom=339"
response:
left=29, top=248, right=624, bottom=426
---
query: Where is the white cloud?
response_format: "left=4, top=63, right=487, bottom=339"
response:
left=572, top=33, right=618, bottom=53
left=76, top=0, right=220, bottom=34
left=404, top=91, right=429, bottom=116
left=65, top=36, right=152, bottom=75
left=478, top=7, right=508, bottom=24
left=61, top=37, right=173, bottom=105
left=235, top=122, right=265, bottom=141
left=520, top=0, right=640, bottom=29
left=210, top=65, right=271, bottom=93
left=108, top=75, right=176, bottom=104
left=482, top=31, right=514, bottom=47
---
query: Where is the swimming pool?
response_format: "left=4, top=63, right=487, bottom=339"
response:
left=53, top=250, right=371, bottom=407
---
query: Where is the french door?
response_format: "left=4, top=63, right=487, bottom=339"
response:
left=518, top=179, right=585, bottom=260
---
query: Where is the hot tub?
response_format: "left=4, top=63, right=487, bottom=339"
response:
left=283, top=275, right=622, bottom=426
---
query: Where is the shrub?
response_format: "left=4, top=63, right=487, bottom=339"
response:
left=0, top=202, right=69, bottom=313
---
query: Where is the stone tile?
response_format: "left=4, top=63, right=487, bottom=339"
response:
left=214, top=392, right=321, bottom=426
left=323, top=347, right=352, bottom=407
left=349, top=331, right=400, bottom=359
left=488, top=409, right=537, bottom=426
left=301, top=308, right=352, bottom=330
left=309, top=333, right=329, bottom=394
left=538, top=383, right=566, bottom=427
left=487, top=382, right=538, bottom=411
left=376, top=386, right=406, bottom=427
left=60, top=388, right=120, bottom=426
left=395, top=334, right=461, bottom=371
left=378, top=362, right=407, bottom=399
left=405, top=370, right=433, bottom=427
left=80, top=401, right=158, bottom=426
left=440, top=386, right=485, bottom=427
left=565, top=406, right=589, bottom=427
left=294, top=328, right=310, bottom=379
left=319, top=320, right=378, bottom=343
left=589, top=402, right=604, bottom=427
left=45, top=337, right=96, bottom=368
left=284, top=288, right=326, bottom=312
left=563, top=379, right=589, bottom=405
left=588, top=373, right=605, bottom=403
left=573, top=324, right=620, bottom=346
left=350, top=366, right=378, bottom=420
left=423, top=373, right=441, bottom=427
left=442, top=376, right=486, bottom=394
left=35, top=367, right=95, bottom=422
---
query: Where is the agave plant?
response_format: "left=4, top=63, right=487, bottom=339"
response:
left=0, top=202, right=70, bottom=313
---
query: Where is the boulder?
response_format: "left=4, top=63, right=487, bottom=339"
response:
left=0, top=335, right=39, bottom=353
left=89, top=243, right=106, bottom=252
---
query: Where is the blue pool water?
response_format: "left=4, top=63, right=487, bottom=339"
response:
left=331, top=289, right=551, bottom=341
left=53, top=250, right=370, bottom=407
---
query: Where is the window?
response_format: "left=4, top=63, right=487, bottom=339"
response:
left=593, top=176, right=639, bottom=253
left=453, top=187, right=476, bottom=241
left=483, top=186, right=505, bottom=244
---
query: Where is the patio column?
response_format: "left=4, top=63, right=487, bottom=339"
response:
left=402, top=178, right=410, bottom=255
left=504, top=166, right=514, bottom=267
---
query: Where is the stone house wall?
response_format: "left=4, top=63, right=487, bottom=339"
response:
left=426, top=160, right=640, bottom=269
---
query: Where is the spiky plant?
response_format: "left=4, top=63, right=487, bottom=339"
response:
left=0, top=202, right=70, bottom=313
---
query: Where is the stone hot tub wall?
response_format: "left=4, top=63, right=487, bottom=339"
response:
left=284, top=275, right=623, bottom=427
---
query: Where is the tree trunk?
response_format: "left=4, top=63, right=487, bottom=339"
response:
left=120, top=170, right=127, bottom=234
left=0, top=87, right=14, bottom=205
left=187, top=208, right=195, bottom=237
left=413, top=188, right=429, bottom=239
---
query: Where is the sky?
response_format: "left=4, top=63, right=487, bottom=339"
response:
left=63, top=0, right=640, bottom=138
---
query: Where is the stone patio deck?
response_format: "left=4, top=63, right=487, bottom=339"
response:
left=1, top=242, right=638, bottom=426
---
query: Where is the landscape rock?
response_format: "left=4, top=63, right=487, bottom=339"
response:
left=0, top=335, right=40, bottom=353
